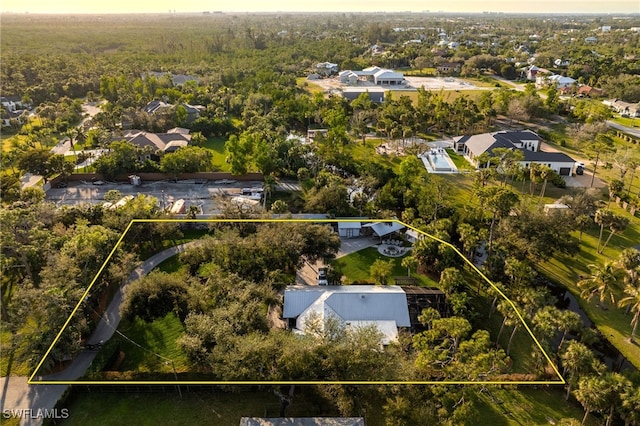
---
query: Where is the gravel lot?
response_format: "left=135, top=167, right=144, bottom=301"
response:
left=46, top=179, right=265, bottom=214
left=308, top=75, right=484, bottom=93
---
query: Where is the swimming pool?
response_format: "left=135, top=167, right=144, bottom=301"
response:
left=427, top=150, right=455, bottom=172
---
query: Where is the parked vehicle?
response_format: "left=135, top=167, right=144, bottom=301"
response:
left=318, top=267, right=328, bottom=285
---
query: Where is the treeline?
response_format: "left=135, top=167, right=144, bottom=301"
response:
left=0, top=190, right=182, bottom=375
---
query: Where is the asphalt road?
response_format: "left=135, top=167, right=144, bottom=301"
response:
left=606, top=120, right=640, bottom=139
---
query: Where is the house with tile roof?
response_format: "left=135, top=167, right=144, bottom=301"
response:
left=123, top=127, right=191, bottom=153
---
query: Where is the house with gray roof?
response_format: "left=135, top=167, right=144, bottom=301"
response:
left=454, top=130, right=577, bottom=176
left=283, top=285, right=411, bottom=345
left=339, top=67, right=405, bottom=86
left=123, top=128, right=191, bottom=153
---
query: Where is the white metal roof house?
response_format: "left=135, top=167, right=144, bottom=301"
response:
left=536, top=74, right=576, bottom=89
left=364, top=221, right=406, bottom=238
left=339, top=67, right=405, bottom=86
left=282, top=285, right=411, bottom=345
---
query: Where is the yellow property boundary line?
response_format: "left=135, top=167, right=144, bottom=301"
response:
left=29, top=218, right=565, bottom=385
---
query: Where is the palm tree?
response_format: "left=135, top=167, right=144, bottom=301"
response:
left=401, top=255, right=417, bottom=278
left=561, top=341, right=598, bottom=400
left=617, top=248, right=640, bottom=290
left=577, top=262, right=618, bottom=309
left=556, top=310, right=583, bottom=351
left=262, top=175, right=276, bottom=209
left=594, top=209, right=614, bottom=253
left=64, top=129, right=79, bottom=170
left=598, top=214, right=629, bottom=254
left=575, top=376, right=608, bottom=425
left=575, top=214, right=592, bottom=243
left=620, top=384, right=640, bottom=426
left=618, top=284, right=640, bottom=343
left=537, top=165, right=554, bottom=205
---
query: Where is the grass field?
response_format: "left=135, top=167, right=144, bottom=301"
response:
left=332, top=246, right=438, bottom=287
left=539, top=211, right=640, bottom=369
left=115, top=313, right=189, bottom=373
left=474, top=386, right=599, bottom=426
left=389, top=89, right=490, bottom=105
left=446, top=148, right=474, bottom=170
left=344, top=137, right=404, bottom=173
left=59, top=389, right=350, bottom=426
left=612, top=116, right=640, bottom=129
left=201, top=136, right=231, bottom=172
left=296, top=76, right=324, bottom=94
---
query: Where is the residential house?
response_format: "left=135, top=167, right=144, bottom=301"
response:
left=536, top=74, right=576, bottom=89
left=603, top=99, right=640, bottom=117
left=123, top=127, right=191, bottom=153
left=454, top=130, right=577, bottom=176
left=524, top=65, right=550, bottom=81
left=338, top=70, right=359, bottom=85
left=339, top=67, right=405, bottom=86
left=181, top=103, right=203, bottom=123
left=1, top=96, right=26, bottom=112
left=143, top=100, right=171, bottom=114
left=315, top=62, right=339, bottom=76
left=436, top=62, right=462, bottom=75
left=143, top=100, right=202, bottom=123
left=0, top=96, right=29, bottom=127
left=282, top=285, right=411, bottom=345
left=577, top=85, right=604, bottom=98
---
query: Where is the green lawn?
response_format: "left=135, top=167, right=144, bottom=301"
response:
left=344, top=138, right=404, bottom=173
left=474, top=386, right=600, bottom=426
left=114, top=312, right=189, bottom=373
left=59, top=389, right=349, bottom=426
left=389, top=89, right=490, bottom=105
left=332, top=246, right=438, bottom=287
left=296, top=76, right=324, bottom=94
left=539, top=214, right=640, bottom=369
left=202, top=136, right=231, bottom=172
left=612, top=115, right=640, bottom=129
left=446, top=148, right=474, bottom=170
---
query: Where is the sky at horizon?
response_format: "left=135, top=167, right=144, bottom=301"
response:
left=1, top=0, right=638, bottom=15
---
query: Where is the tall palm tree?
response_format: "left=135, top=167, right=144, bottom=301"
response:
left=598, top=214, right=629, bottom=254
left=617, top=248, right=640, bottom=290
left=537, top=165, right=554, bottom=204
left=618, top=284, right=640, bottom=343
left=594, top=209, right=614, bottom=253
left=575, top=375, right=608, bottom=425
left=620, top=384, right=640, bottom=426
left=560, top=341, right=598, bottom=400
left=262, top=175, right=276, bottom=210
left=577, top=262, right=618, bottom=309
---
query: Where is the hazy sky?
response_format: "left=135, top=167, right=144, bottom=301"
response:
left=1, top=0, right=638, bottom=14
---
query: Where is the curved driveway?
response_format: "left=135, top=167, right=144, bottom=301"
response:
left=1, top=241, right=198, bottom=425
